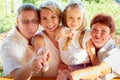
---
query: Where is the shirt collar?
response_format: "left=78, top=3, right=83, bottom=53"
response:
left=14, top=26, right=29, bottom=45
left=98, top=39, right=115, bottom=53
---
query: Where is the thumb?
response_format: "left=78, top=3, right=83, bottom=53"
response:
left=37, top=47, right=46, bottom=56
left=45, top=50, right=50, bottom=62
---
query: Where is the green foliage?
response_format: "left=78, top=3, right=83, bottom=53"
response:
left=0, top=70, right=4, bottom=77
left=82, top=0, right=110, bottom=3
left=83, top=0, right=120, bottom=34
left=23, top=0, right=37, bottom=4
left=0, top=0, right=120, bottom=34
left=0, top=14, right=15, bottom=33
left=23, top=0, right=44, bottom=6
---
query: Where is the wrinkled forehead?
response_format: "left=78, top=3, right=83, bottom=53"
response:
left=17, top=10, right=39, bottom=20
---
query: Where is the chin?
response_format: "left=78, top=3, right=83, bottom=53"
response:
left=95, top=43, right=101, bottom=47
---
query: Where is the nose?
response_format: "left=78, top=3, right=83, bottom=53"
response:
left=95, top=30, right=102, bottom=37
left=27, top=22, right=35, bottom=28
left=72, top=19, right=78, bottom=26
left=28, top=24, right=38, bottom=32
left=47, top=18, right=51, bottom=23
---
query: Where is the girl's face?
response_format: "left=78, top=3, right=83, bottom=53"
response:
left=91, top=23, right=113, bottom=49
left=40, top=8, right=59, bottom=33
left=66, top=7, right=84, bottom=30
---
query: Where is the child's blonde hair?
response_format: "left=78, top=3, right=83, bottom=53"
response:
left=39, top=0, right=62, bottom=22
left=62, top=1, right=87, bottom=50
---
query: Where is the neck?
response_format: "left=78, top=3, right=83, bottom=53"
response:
left=44, top=31, right=58, bottom=49
left=44, top=31, right=55, bottom=40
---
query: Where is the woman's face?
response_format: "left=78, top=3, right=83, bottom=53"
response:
left=66, top=7, right=84, bottom=30
left=91, top=23, right=114, bottom=49
left=40, top=8, right=59, bottom=33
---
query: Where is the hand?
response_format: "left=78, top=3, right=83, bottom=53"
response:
left=29, top=55, right=43, bottom=73
left=42, top=61, right=49, bottom=72
left=61, top=27, right=75, bottom=38
left=86, top=39, right=99, bottom=65
left=37, top=47, right=50, bottom=72
left=57, top=69, right=69, bottom=80
left=58, top=62, right=68, bottom=70
left=68, top=72, right=80, bottom=80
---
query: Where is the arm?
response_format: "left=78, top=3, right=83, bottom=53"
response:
left=55, top=27, right=75, bottom=40
left=11, top=53, right=43, bottom=80
left=86, top=39, right=99, bottom=66
left=0, top=35, right=44, bottom=80
left=11, top=64, right=33, bottom=80
left=32, top=34, right=45, bottom=51
left=56, top=62, right=69, bottom=80
left=58, top=62, right=68, bottom=71
left=32, top=33, right=49, bottom=72
left=69, top=61, right=111, bottom=80
left=1, top=48, right=42, bottom=80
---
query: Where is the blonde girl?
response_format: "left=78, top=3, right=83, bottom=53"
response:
left=56, top=1, right=98, bottom=80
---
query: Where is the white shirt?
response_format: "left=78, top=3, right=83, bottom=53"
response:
left=97, top=39, right=120, bottom=80
left=0, top=28, right=35, bottom=76
left=58, top=30, right=91, bottom=65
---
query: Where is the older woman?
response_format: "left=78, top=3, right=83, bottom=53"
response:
left=69, top=13, right=120, bottom=80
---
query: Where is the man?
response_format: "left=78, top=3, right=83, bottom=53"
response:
left=69, top=13, right=120, bottom=80
left=0, top=3, right=43, bottom=80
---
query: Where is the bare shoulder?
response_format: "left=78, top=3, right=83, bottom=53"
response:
left=32, top=33, right=45, bottom=51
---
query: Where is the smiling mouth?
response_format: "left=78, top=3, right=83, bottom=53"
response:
left=47, top=25, right=54, bottom=29
left=93, top=37, right=101, bottom=42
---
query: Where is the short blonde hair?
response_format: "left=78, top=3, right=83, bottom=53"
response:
left=39, top=0, right=62, bottom=20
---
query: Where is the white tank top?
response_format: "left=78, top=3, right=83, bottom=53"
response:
left=39, top=31, right=60, bottom=77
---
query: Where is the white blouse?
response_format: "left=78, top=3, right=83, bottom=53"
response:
left=58, top=30, right=91, bottom=65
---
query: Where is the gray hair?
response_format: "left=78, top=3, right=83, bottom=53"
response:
left=17, top=3, right=39, bottom=18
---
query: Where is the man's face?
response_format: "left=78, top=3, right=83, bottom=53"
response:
left=91, top=23, right=114, bottom=49
left=17, top=10, right=39, bottom=40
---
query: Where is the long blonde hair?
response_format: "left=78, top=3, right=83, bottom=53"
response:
left=62, top=1, right=87, bottom=50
